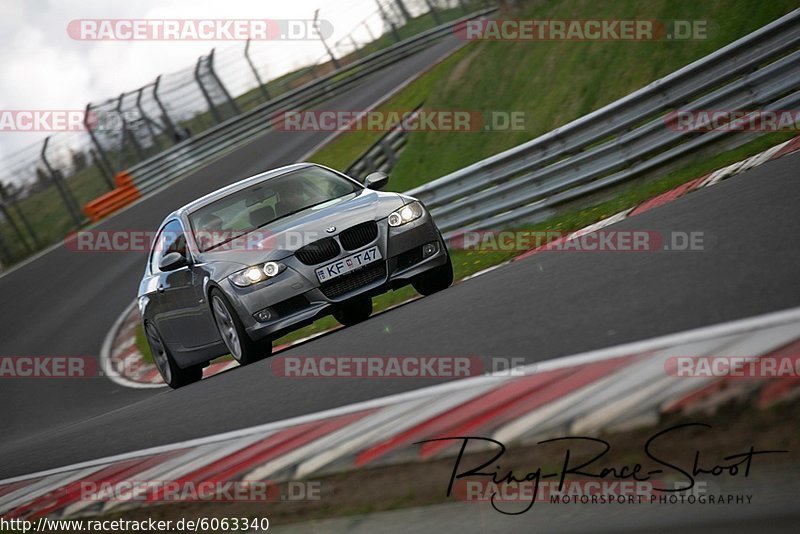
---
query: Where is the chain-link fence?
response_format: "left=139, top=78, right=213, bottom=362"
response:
left=0, top=0, right=489, bottom=270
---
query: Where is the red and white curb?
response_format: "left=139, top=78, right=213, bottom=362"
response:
left=3, top=306, right=800, bottom=519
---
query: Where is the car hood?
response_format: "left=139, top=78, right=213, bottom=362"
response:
left=197, top=189, right=407, bottom=268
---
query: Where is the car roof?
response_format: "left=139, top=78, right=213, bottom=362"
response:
left=174, top=162, right=315, bottom=217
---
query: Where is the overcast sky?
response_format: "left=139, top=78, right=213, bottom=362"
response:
left=0, top=0, right=385, bottom=162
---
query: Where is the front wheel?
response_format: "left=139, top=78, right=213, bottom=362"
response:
left=412, top=254, right=454, bottom=296
left=333, top=296, right=373, bottom=326
left=210, top=289, right=272, bottom=366
left=145, top=322, right=203, bottom=389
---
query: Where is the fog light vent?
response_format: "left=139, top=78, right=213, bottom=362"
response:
left=422, top=242, right=439, bottom=258
left=254, top=308, right=273, bottom=322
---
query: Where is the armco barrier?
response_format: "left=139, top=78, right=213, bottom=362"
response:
left=83, top=172, right=141, bottom=222
left=406, top=9, right=800, bottom=237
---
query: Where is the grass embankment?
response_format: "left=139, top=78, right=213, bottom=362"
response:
left=310, top=0, right=797, bottom=190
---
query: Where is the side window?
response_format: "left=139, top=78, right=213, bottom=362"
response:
left=150, top=219, right=186, bottom=273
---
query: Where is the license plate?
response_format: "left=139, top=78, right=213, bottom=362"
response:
left=316, top=246, right=382, bottom=283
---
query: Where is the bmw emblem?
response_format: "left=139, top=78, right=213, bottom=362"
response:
left=326, top=226, right=336, bottom=233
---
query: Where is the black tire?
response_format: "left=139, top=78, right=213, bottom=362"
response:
left=210, top=289, right=272, bottom=366
left=412, top=254, right=454, bottom=296
left=144, top=321, right=203, bottom=389
left=333, top=296, right=373, bottom=326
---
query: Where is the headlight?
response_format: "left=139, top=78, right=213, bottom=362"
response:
left=229, top=261, right=286, bottom=287
left=388, top=201, right=425, bottom=227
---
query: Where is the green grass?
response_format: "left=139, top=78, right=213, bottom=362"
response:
left=309, top=0, right=797, bottom=191
left=134, top=322, right=153, bottom=365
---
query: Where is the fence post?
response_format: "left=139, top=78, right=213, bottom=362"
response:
left=0, top=183, right=40, bottom=250
left=394, top=0, right=413, bottom=23
left=116, top=93, right=146, bottom=164
left=135, top=86, right=163, bottom=152
left=244, top=39, right=271, bottom=103
left=313, top=10, right=341, bottom=70
left=41, top=137, right=84, bottom=227
left=84, top=103, right=116, bottom=178
left=349, top=36, right=362, bottom=59
left=424, top=0, right=442, bottom=25
left=89, top=149, right=115, bottom=190
left=195, top=54, right=224, bottom=124
left=207, top=48, right=242, bottom=117
left=0, top=225, right=12, bottom=266
left=152, top=75, right=180, bottom=142
left=362, top=21, right=376, bottom=42
left=376, top=0, right=402, bottom=42
left=0, top=197, right=33, bottom=255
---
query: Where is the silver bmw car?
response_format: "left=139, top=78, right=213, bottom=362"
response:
left=138, top=163, right=453, bottom=388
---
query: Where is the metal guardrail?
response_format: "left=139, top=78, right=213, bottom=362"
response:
left=123, top=7, right=496, bottom=197
left=406, top=9, right=800, bottom=238
left=345, top=107, right=422, bottom=180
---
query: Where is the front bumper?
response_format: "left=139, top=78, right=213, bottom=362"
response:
left=221, top=213, right=448, bottom=341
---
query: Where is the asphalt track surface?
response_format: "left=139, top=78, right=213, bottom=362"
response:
left=1, top=43, right=799, bottom=479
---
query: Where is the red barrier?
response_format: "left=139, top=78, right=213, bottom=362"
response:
left=84, top=171, right=141, bottom=222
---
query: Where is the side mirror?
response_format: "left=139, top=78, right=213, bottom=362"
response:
left=364, top=171, right=389, bottom=190
left=159, top=252, right=189, bottom=272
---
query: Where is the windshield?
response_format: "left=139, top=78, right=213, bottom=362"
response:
left=189, top=166, right=361, bottom=252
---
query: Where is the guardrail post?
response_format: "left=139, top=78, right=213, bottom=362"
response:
left=194, top=54, right=224, bottom=124
left=244, top=39, right=271, bottom=103
left=152, top=75, right=181, bottom=142
left=207, top=48, right=242, bottom=117
left=424, top=0, right=443, bottom=25
left=380, top=138, right=397, bottom=168
left=41, top=137, right=84, bottom=227
left=84, top=103, right=116, bottom=177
